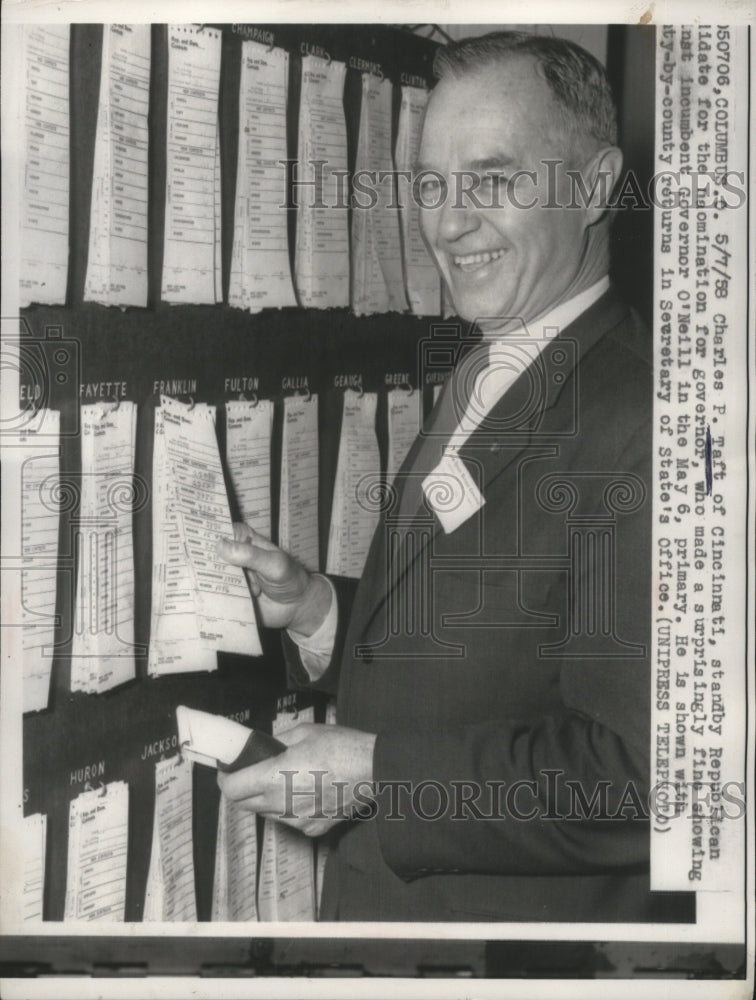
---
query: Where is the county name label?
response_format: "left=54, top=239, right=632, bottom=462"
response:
left=651, top=25, right=747, bottom=893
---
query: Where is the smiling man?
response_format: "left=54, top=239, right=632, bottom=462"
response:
left=416, top=42, right=620, bottom=331
left=216, top=32, right=687, bottom=924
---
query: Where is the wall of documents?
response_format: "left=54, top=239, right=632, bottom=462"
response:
left=17, top=22, right=445, bottom=923
left=20, top=23, right=442, bottom=316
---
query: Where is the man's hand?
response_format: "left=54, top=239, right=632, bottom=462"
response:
left=217, top=723, right=377, bottom=837
left=216, top=523, right=331, bottom=634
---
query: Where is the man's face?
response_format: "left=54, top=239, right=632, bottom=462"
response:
left=417, top=57, right=591, bottom=330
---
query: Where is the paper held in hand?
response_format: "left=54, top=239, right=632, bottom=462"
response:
left=161, top=395, right=262, bottom=658
left=176, top=706, right=286, bottom=772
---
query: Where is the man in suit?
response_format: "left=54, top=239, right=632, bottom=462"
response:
left=217, top=32, right=682, bottom=922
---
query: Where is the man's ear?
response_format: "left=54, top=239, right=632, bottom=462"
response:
left=581, top=146, right=623, bottom=227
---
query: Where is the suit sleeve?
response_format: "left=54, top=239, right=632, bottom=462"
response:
left=281, top=574, right=357, bottom=697
left=373, top=427, right=653, bottom=879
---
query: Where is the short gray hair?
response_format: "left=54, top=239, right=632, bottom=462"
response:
left=433, top=31, right=618, bottom=152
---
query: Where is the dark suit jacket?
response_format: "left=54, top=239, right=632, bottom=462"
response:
left=285, top=287, right=693, bottom=923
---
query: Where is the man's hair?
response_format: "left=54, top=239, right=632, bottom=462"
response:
left=433, top=31, right=618, bottom=152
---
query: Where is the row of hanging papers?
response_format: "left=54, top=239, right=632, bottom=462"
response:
left=22, top=700, right=337, bottom=922
left=19, top=24, right=441, bottom=316
left=19, top=388, right=422, bottom=712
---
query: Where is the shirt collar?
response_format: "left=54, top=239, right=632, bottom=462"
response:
left=482, top=276, right=610, bottom=344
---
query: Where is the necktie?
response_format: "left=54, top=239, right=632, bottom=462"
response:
left=394, top=339, right=491, bottom=523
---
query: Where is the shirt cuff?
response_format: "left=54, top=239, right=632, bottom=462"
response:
left=286, top=574, right=338, bottom=682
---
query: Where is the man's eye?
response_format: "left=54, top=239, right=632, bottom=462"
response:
left=482, top=173, right=509, bottom=188
left=416, top=175, right=446, bottom=204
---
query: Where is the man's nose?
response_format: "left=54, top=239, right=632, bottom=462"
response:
left=437, top=183, right=481, bottom=244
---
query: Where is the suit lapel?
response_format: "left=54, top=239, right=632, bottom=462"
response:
left=354, top=288, right=631, bottom=639
left=455, top=287, right=630, bottom=493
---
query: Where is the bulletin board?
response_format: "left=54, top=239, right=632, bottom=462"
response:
left=18, top=21, right=443, bottom=927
